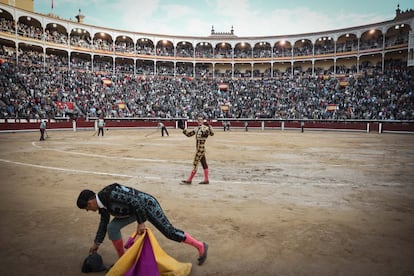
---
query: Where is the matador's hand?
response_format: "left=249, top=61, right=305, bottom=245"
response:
left=89, top=242, right=99, bottom=254
left=137, top=223, right=146, bottom=235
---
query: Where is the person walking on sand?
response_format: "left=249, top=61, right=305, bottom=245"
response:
left=76, top=183, right=208, bottom=265
left=39, top=120, right=47, bottom=141
left=97, top=115, right=105, bottom=136
left=179, top=116, right=214, bottom=185
left=158, top=121, right=169, bottom=137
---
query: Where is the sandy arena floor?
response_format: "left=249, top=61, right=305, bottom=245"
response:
left=0, top=128, right=413, bottom=276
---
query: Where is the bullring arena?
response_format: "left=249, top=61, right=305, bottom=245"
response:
left=0, top=127, right=413, bottom=275
left=1, top=1, right=414, bottom=275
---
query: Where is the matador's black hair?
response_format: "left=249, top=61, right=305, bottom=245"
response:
left=77, top=189, right=96, bottom=209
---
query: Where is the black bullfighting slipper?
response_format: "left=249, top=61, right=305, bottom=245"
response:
left=180, top=180, right=192, bottom=185
left=198, top=242, right=208, bottom=265
left=198, top=181, right=209, bottom=184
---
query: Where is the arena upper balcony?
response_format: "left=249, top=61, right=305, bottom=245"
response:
left=0, top=3, right=413, bottom=79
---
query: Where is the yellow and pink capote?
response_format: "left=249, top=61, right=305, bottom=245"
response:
left=106, top=228, right=192, bottom=276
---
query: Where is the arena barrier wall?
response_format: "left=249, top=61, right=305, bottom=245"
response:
left=0, top=118, right=413, bottom=134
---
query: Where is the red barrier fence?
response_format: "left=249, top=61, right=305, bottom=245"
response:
left=0, top=118, right=413, bottom=134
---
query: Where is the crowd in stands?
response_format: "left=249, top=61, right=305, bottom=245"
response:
left=0, top=47, right=413, bottom=121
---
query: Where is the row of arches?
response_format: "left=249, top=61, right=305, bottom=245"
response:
left=1, top=36, right=406, bottom=79
left=0, top=4, right=412, bottom=79
left=0, top=5, right=411, bottom=60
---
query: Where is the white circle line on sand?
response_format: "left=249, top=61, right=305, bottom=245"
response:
left=0, top=157, right=315, bottom=187
left=0, top=158, right=159, bottom=179
left=12, top=141, right=269, bottom=186
left=31, top=141, right=188, bottom=164
left=0, top=157, right=256, bottom=185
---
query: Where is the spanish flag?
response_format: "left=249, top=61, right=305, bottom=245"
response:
left=326, top=104, right=337, bottom=112
left=118, top=102, right=126, bottom=110
left=339, top=81, right=349, bottom=87
left=220, top=104, right=229, bottom=112
left=218, top=83, right=228, bottom=91
left=107, top=228, right=192, bottom=276
left=102, top=77, right=112, bottom=86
